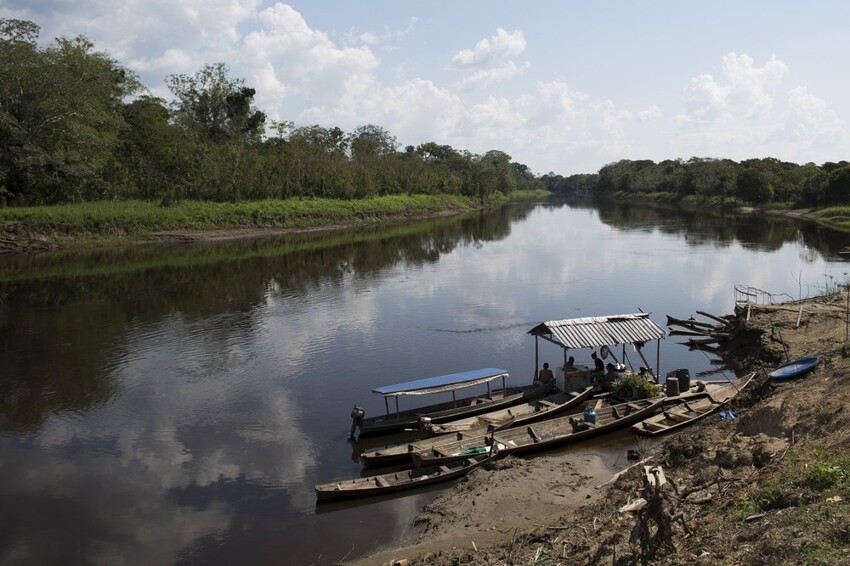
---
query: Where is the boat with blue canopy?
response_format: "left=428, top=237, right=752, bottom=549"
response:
left=351, top=368, right=549, bottom=437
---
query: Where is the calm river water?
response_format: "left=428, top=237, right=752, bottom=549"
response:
left=1, top=200, right=848, bottom=565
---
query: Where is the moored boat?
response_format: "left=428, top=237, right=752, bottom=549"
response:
left=314, top=455, right=489, bottom=502
left=632, top=372, right=756, bottom=436
left=352, top=368, right=549, bottom=437
left=359, top=386, right=594, bottom=467
left=412, top=397, right=664, bottom=467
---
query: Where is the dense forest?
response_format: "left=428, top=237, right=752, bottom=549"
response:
left=545, top=157, right=850, bottom=207
left=2, top=18, right=850, bottom=210
left=0, top=19, right=543, bottom=208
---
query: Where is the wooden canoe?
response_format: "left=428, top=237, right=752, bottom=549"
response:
left=315, top=455, right=488, bottom=503
left=632, top=372, right=756, bottom=436
left=358, top=372, right=550, bottom=437
left=359, top=386, right=594, bottom=467
left=412, top=397, right=665, bottom=467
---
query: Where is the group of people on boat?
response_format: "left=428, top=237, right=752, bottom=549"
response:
left=537, top=352, right=655, bottom=394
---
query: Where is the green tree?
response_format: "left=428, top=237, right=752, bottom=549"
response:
left=821, top=165, right=850, bottom=205
left=166, top=62, right=266, bottom=144
left=736, top=166, right=773, bottom=204
left=0, top=19, right=141, bottom=204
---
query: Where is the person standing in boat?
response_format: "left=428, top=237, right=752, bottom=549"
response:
left=591, top=352, right=605, bottom=372
left=602, top=363, right=617, bottom=392
left=536, top=362, right=555, bottom=390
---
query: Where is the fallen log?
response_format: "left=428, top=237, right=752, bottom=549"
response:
left=696, top=310, right=734, bottom=325
left=666, top=315, right=724, bottom=331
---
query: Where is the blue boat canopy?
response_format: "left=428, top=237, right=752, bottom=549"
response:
left=372, top=368, right=510, bottom=397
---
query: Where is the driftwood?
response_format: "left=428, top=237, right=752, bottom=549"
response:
left=666, top=315, right=722, bottom=330
left=668, top=329, right=712, bottom=337
left=696, top=310, right=734, bottom=324
left=630, top=466, right=692, bottom=560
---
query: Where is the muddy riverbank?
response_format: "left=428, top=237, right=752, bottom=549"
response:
left=352, top=293, right=850, bottom=565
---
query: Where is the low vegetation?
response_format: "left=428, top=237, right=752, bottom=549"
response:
left=0, top=194, right=495, bottom=249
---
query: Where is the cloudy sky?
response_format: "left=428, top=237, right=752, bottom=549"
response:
left=3, top=0, right=849, bottom=175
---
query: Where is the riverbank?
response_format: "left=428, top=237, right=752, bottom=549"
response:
left=0, top=193, right=512, bottom=254
left=352, top=293, right=850, bottom=565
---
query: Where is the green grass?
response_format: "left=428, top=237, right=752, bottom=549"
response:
left=805, top=448, right=850, bottom=492
left=813, top=206, right=850, bottom=230
left=0, top=194, right=494, bottom=244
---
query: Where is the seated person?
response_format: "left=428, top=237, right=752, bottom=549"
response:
left=536, top=362, right=555, bottom=389
left=565, top=356, right=576, bottom=370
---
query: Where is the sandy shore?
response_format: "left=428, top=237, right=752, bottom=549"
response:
left=349, top=294, right=850, bottom=565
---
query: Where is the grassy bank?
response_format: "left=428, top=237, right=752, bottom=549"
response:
left=0, top=193, right=505, bottom=251
left=813, top=206, right=850, bottom=230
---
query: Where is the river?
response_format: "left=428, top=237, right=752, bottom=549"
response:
left=1, top=200, right=848, bottom=565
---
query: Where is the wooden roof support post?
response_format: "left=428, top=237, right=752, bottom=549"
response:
left=534, top=335, right=539, bottom=381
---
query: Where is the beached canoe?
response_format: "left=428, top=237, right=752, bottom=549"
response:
left=768, top=356, right=819, bottom=380
left=359, top=386, right=594, bottom=467
left=632, top=372, right=756, bottom=436
left=354, top=368, right=550, bottom=437
left=315, top=455, right=488, bottom=503
left=412, top=397, right=664, bottom=467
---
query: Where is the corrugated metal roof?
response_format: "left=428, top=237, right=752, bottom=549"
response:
left=528, top=313, right=665, bottom=349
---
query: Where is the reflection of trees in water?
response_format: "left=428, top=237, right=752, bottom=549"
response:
left=0, top=207, right=520, bottom=430
left=594, top=201, right=834, bottom=254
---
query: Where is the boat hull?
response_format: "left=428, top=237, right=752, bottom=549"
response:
left=768, top=356, right=819, bottom=380
left=315, top=456, right=487, bottom=502
left=412, top=398, right=664, bottom=467
left=357, top=383, right=549, bottom=437
left=633, top=372, right=756, bottom=436
left=359, top=386, right=593, bottom=467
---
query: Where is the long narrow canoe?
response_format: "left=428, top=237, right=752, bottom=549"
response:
left=412, top=397, right=664, bottom=467
left=359, top=386, right=594, bottom=467
left=356, top=369, right=550, bottom=437
left=632, top=372, right=756, bottom=436
left=315, top=455, right=488, bottom=503
left=768, top=357, right=819, bottom=380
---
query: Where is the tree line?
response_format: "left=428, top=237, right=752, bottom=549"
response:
left=543, top=157, right=850, bottom=207
left=0, top=19, right=543, bottom=207
left=3, top=19, right=850, bottom=210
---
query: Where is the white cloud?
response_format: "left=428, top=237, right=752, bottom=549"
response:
left=449, top=28, right=526, bottom=69
left=677, top=53, right=788, bottom=126
left=455, top=61, right=528, bottom=91
left=786, top=86, right=847, bottom=148
left=671, top=53, right=850, bottom=164
left=344, top=16, right=417, bottom=47
left=301, top=76, right=463, bottom=143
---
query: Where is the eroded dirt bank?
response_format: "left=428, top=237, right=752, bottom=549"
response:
left=352, top=293, right=850, bottom=565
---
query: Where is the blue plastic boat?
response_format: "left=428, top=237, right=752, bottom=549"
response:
left=768, top=356, right=820, bottom=380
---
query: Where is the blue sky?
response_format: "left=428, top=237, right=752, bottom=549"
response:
left=3, top=1, right=849, bottom=175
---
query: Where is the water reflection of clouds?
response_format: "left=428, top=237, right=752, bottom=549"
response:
left=4, top=309, right=323, bottom=563
left=0, top=442, right=232, bottom=564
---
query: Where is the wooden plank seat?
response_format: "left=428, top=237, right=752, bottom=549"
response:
left=375, top=475, right=390, bottom=487
left=663, top=410, right=691, bottom=422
